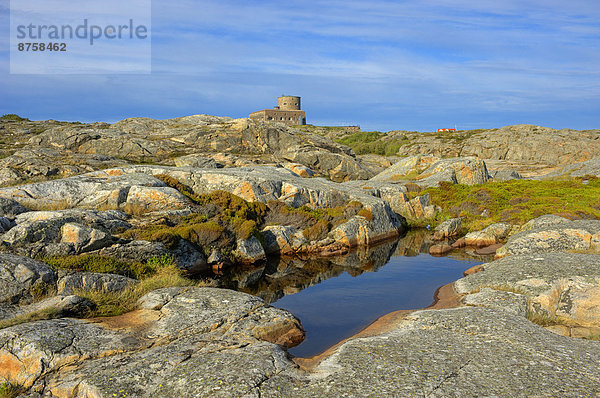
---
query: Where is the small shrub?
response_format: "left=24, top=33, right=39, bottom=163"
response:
left=357, top=208, right=373, bottom=221
left=29, top=281, right=57, bottom=301
left=526, top=310, right=567, bottom=327
left=0, top=114, right=29, bottom=122
left=302, top=220, right=330, bottom=241
left=43, top=255, right=155, bottom=280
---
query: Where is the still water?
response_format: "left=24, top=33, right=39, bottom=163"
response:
left=221, top=230, right=487, bottom=358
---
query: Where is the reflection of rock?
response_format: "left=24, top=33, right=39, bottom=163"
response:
left=394, top=230, right=432, bottom=257
left=223, top=240, right=398, bottom=304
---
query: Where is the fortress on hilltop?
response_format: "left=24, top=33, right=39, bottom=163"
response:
left=249, top=95, right=306, bottom=126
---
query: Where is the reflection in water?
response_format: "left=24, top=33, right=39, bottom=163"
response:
left=219, top=230, right=491, bottom=357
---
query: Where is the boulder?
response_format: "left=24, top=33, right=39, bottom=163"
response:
left=0, top=295, right=94, bottom=322
left=234, top=236, right=267, bottom=263
left=57, top=272, right=138, bottom=295
left=461, top=222, right=512, bottom=247
left=432, top=217, right=462, bottom=240
left=455, top=252, right=600, bottom=329
left=371, top=155, right=490, bottom=187
left=0, top=254, right=57, bottom=305
left=93, top=240, right=169, bottom=262
left=262, top=225, right=302, bottom=255
left=1, top=209, right=129, bottom=256
left=489, top=169, right=522, bottom=181
left=171, top=239, right=208, bottom=274
left=496, top=217, right=600, bottom=257
left=0, top=216, right=14, bottom=233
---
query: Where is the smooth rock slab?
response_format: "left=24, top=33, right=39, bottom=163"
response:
left=261, top=307, right=600, bottom=397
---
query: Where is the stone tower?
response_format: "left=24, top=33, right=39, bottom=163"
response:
left=277, top=96, right=301, bottom=111
left=249, top=95, right=306, bottom=126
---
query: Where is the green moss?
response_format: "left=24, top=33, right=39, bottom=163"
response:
left=414, top=177, right=600, bottom=231
left=357, top=208, right=373, bottom=221
left=42, top=254, right=160, bottom=280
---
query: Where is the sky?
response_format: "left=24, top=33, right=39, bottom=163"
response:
left=0, top=0, right=599, bottom=132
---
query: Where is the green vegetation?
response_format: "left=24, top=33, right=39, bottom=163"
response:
left=527, top=310, right=568, bottom=327
left=0, top=307, right=62, bottom=330
left=125, top=175, right=367, bottom=252
left=334, top=131, right=409, bottom=156
left=412, top=177, right=600, bottom=231
left=42, top=254, right=161, bottom=280
left=0, top=383, right=22, bottom=398
left=0, top=114, right=29, bottom=122
left=76, top=265, right=210, bottom=317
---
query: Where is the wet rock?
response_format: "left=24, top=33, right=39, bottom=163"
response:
left=57, top=272, right=138, bottom=295
left=429, top=243, right=453, bottom=256
left=432, top=217, right=462, bottom=240
left=0, top=254, right=57, bottom=306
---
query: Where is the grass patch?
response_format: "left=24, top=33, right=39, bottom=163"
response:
left=0, top=307, right=62, bottom=330
left=42, top=254, right=165, bottom=280
left=76, top=265, right=209, bottom=317
left=413, top=177, right=600, bottom=231
left=334, top=131, right=410, bottom=156
left=527, top=310, right=568, bottom=327
left=0, top=383, right=23, bottom=398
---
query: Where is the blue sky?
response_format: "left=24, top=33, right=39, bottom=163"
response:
left=0, top=0, right=598, bottom=131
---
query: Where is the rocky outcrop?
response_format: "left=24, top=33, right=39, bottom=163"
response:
left=496, top=215, right=600, bottom=257
left=371, top=155, right=490, bottom=187
left=393, top=124, right=600, bottom=166
left=432, top=217, right=462, bottom=240
left=57, top=272, right=138, bottom=295
left=0, top=287, right=304, bottom=395
left=0, top=254, right=57, bottom=306
left=0, top=295, right=93, bottom=322
left=456, top=252, right=600, bottom=332
left=262, top=307, right=600, bottom=397
left=1, top=209, right=130, bottom=257
left=173, top=154, right=223, bottom=168
left=456, top=222, right=512, bottom=247
left=233, top=236, right=267, bottom=263
left=19, top=116, right=373, bottom=182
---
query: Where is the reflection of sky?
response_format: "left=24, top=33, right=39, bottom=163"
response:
left=1, top=0, right=598, bottom=130
left=275, top=253, right=482, bottom=358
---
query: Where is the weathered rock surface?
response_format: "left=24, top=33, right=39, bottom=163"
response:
left=393, top=124, right=600, bottom=166
left=455, top=252, right=600, bottom=328
left=0, top=197, right=28, bottom=217
left=173, top=154, right=223, bottom=168
left=543, top=155, right=600, bottom=178
left=57, top=272, right=138, bottom=295
left=233, top=236, right=267, bottom=263
left=0, top=254, right=57, bottom=305
left=432, top=217, right=462, bottom=240
left=1, top=209, right=130, bottom=257
left=0, top=287, right=304, bottom=396
left=18, top=116, right=372, bottom=182
left=261, top=307, right=600, bottom=397
left=458, top=222, right=512, bottom=247
left=371, top=155, right=490, bottom=187
left=496, top=216, right=600, bottom=257
left=0, top=295, right=93, bottom=322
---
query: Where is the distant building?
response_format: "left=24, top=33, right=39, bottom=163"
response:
left=249, top=95, right=306, bottom=126
left=437, top=128, right=457, bottom=132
